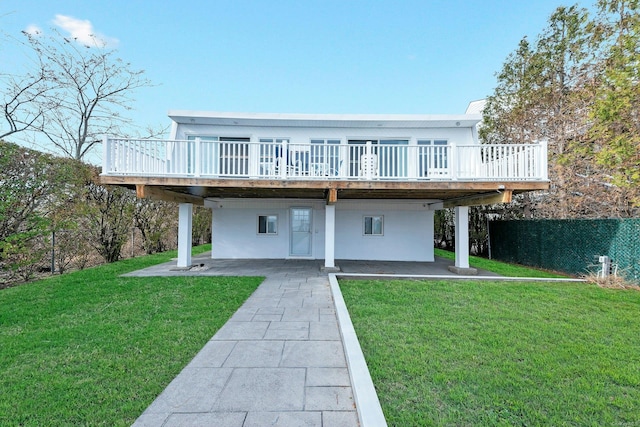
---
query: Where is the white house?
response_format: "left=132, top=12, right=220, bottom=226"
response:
left=101, top=109, right=548, bottom=273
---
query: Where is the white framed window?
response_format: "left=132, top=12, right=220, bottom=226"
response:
left=258, top=215, right=278, bottom=235
left=310, top=139, right=341, bottom=175
left=363, top=215, right=384, bottom=236
left=258, top=138, right=289, bottom=175
left=417, top=139, right=448, bottom=177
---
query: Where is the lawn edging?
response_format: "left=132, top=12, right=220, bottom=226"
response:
left=336, top=272, right=586, bottom=282
left=328, top=273, right=388, bottom=427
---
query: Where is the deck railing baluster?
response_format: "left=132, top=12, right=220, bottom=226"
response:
left=102, top=138, right=548, bottom=182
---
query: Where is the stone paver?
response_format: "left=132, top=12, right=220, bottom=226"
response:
left=131, top=259, right=361, bottom=427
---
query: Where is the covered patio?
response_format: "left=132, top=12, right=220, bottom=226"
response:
left=122, top=252, right=502, bottom=278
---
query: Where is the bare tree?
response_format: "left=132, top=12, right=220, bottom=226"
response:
left=133, top=199, right=178, bottom=254
left=0, top=28, right=60, bottom=141
left=20, top=30, right=152, bottom=160
left=1, top=69, right=51, bottom=140
left=82, top=173, right=136, bottom=263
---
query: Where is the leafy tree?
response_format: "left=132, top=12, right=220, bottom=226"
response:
left=0, top=141, right=86, bottom=281
left=481, top=37, right=544, bottom=146
left=589, top=0, right=640, bottom=203
left=481, top=2, right=639, bottom=219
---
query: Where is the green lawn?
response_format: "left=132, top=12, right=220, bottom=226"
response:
left=434, top=248, right=566, bottom=278
left=341, top=279, right=640, bottom=426
left=0, top=245, right=262, bottom=426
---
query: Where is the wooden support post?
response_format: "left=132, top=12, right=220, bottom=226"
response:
left=327, top=188, right=338, bottom=205
left=136, top=184, right=146, bottom=199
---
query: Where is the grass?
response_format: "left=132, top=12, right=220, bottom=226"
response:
left=435, top=248, right=566, bottom=278
left=341, top=279, right=640, bottom=426
left=0, top=244, right=262, bottom=426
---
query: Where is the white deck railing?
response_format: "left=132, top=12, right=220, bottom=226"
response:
left=102, top=137, right=548, bottom=182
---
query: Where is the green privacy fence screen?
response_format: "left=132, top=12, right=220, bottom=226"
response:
left=488, top=219, right=640, bottom=283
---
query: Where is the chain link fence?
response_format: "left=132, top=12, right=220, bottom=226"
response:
left=489, top=219, right=640, bottom=283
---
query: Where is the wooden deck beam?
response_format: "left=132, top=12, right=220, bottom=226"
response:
left=101, top=175, right=544, bottom=205
left=443, top=190, right=513, bottom=208
left=103, top=175, right=547, bottom=192
left=135, top=184, right=205, bottom=206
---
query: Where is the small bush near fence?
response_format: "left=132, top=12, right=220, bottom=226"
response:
left=489, top=219, right=640, bottom=283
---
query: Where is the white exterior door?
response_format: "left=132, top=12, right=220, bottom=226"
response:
left=290, top=207, right=312, bottom=256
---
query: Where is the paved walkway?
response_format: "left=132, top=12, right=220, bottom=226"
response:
left=131, top=259, right=361, bottom=427
left=128, top=256, right=503, bottom=427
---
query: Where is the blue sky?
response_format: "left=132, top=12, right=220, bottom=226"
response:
left=2, top=0, right=592, bottom=139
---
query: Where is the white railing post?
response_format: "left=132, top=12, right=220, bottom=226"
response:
left=194, top=137, right=201, bottom=177
left=340, top=144, right=348, bottom=178
left=102, top=135, right=110, bottom=174
left=249, top=140, right=259, bottom=178
left=280, top=139, right=288, bottom=179
left=363, top=141, right=374, bottom=179
left=539, top=140, right=548, bottom=180
left=449, top=142, right=457, bottom=180
left=408, top=143, right=417, bottom=180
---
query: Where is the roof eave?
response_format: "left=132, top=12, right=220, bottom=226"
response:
left=167, top=110, right=481, bottom=129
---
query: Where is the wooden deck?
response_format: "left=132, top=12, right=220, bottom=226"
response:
left=99, top=175, right=548, bottom=207
left=100, top=137, right=549, bottom=207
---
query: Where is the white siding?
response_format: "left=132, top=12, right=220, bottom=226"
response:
left=208, top=199, right=434, bottom=261
left=173, top=123, right=477, bottom=146
left=210, top=200, right=325, bottom=259
left=334, top=202, right=434, bottom=262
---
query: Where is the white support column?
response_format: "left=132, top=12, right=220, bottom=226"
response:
left=454, top=206, right=469, bottom=269
left=210, top=206, right=216, bottom=259
left=448, top=206, right=477, bottom=275
left=425, top=209, right=435, bottom=262
left=323, top=204, right=339, bottom=272
left=177, top=203, right=193, bottom=268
